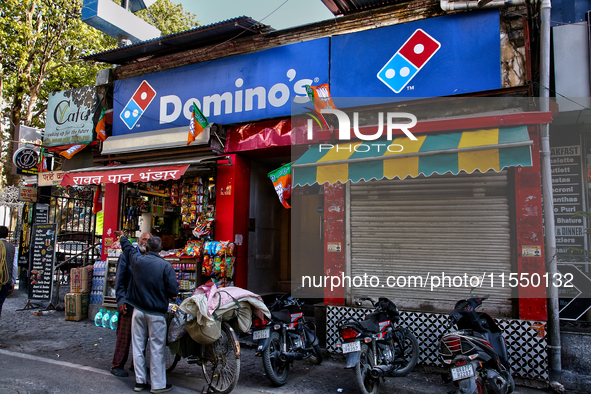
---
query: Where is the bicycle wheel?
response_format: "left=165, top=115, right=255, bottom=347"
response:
left=165, top=347, right=181, bottom=373
left=201, top=322, right=240, bottom=394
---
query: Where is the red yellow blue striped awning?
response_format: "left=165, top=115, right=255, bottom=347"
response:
left=292, top=126, right=533, bottom=186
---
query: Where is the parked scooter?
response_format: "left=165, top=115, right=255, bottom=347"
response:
left=251, top=290, right=323, bottom=386
left=338, top=297, right=419, bottom=394
left=439, top=295, right=515, bottom=394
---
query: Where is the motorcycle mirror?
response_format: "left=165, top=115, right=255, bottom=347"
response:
left=469, top=276, right=484, bottom=297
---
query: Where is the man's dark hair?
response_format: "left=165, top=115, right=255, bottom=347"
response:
left=146, top=236, right=162, bottom=252
left=0, top=226, right=8, bottom=239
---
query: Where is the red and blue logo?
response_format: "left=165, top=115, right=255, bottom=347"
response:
left=120, top=80, right=156, bottom=129
left=377, top=29, right=441, bottom=94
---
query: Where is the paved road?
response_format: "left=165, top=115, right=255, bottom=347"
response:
left=0, top=290, right=557, bottom=394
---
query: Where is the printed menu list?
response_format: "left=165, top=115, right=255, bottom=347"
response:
left=28, top=223, right=57, bottom=301
left=551, top=145, right=587, bottom=254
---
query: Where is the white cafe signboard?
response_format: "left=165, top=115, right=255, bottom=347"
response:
left=44, top=86, right=96, bottom=147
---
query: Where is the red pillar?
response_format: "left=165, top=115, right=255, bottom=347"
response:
left=215, top=154, right=250, bottom=289
left=324, top=182, right=346, bottom=305
left=514, top=127, right=548, bottom=321
left=100, top=183, right=121, bottom=261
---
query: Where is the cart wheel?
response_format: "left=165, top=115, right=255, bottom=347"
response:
left=201, top=322, right=240, bottom=394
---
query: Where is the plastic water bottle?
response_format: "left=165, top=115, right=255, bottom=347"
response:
left=94, top=308, right=105, bottom=326
left=102, top=310, right=112, bottom=328
left=110, top=311, right=119, bottom=330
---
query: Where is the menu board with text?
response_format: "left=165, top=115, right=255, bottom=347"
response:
left=28, top=223, right=57, bottom=301
left=551, top=145, right=587, bottom=254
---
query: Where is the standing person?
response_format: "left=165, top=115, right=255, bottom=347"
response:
left=110, top=233, right=152, bottom=378
left=114, top=231, right=178, bottom=394
left=0, top=226, right=16, bottom=318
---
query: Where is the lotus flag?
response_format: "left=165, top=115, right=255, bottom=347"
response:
left=268, top=163, right=292, bottom=209
left=92, top=184, right=103, bottom=214
left=188, top=102, right=209, bottom=146
left=305, top=84, right=338, bottom=112
left=96, top=107, right=107, bottom=142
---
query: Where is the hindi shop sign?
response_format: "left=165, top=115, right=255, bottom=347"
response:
left=19, top=186, right=37, bottom=202
left=44, top=86, right=97, bottom=147
left=60, top=165, right=190, bottom=186
left=38, top=171, right=66, bottom=187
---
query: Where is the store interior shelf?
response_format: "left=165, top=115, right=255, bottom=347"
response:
left=139, top=189, right=170, bottom=197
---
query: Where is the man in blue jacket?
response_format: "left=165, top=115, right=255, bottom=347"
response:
left=110, top=232, right=151, bottom=378
left=115, top=231, right=178, bottom=394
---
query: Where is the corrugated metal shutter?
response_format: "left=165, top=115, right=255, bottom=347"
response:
left=348, top=171, right=514, bottom=316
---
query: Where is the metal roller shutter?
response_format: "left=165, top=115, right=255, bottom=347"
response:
left=348, top=170, right=514, bottom=316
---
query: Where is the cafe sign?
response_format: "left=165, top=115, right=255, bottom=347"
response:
left=44, top=86, right=96, bottom=147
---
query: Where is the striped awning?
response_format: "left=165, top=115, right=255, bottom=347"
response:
left=292, top=126, right=533, bottom=186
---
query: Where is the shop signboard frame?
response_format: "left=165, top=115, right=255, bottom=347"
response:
left=44, top=86, right=97, bottom=147
left=27, top=223, right=57, bottom=302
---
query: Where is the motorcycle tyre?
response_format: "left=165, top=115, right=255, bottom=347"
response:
left=390, top=331, right=419, bottom=377
left=262, top=331, right=290, bottom=386
left=476, top=377, right=487, bottom=394
left=308, top=344, right=323, bottom=365
left=354, top=344, right=380, bottom=394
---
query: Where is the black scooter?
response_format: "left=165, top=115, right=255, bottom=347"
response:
left=439, top=295, right=515, bottom=394
left=251, top=291, right=322, bottom=386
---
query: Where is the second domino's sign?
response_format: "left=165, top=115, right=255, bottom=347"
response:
left=113, top=10, right=500, bottom=136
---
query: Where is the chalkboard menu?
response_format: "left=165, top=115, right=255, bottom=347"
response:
left=550, top=145, right=587, bottom=254
left=28, top=223, right=57, bottom=301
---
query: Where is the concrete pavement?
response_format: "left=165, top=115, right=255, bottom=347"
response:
left=0, top=289, right=562, bottom=393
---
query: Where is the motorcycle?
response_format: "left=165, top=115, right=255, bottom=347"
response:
left=438, top=295, right=515, bottom=394
left=251, top=291, right=323, bottom=386
left=338, top=297, right=419, bottom=394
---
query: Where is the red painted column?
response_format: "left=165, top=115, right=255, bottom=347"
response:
left=514, top=127, right=548, bottom=321
left=215, top=154, right=250, bottom=289
left=324, top=182, right=346, bottom=305
left=100, top=183, right=121, bottom=261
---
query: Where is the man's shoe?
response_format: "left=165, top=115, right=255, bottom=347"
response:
left=150, top=384, right=173, bottom=393
left=134, top=383, right=151, bottom=392
left=110, top=367, right=129, bottom=377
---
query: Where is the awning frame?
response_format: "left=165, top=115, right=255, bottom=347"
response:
left=292, top=141, right=533, bottom=169
left=66, top=156, right=232, bottom=174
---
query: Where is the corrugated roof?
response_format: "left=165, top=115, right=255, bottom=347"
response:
left=320, top=0, right=403, bottom=16
left=82, top=16, right=273, bottom=65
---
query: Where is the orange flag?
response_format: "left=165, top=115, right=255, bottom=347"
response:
left=96, top=107, right=107, bottom=142
left=188, top=102, right=210, bottom=146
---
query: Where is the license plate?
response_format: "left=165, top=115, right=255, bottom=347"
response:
left=341, top=341, right=361, bottom=354
left=451, top=364, right=475, bottom=381
left=253, top=328, right=270, bottom=340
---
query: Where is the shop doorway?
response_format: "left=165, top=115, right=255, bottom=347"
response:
left=248, top=161, right=289, bottom=295
left=291, top=186, right=325, bottom=299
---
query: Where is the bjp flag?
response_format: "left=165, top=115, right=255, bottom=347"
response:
left=188, top=102, right=209, bottom=146
left=305, top=84, right=338, bottom=112
left=96, top=107, right=107, bottom=142
left=268, top=163, right=292, bottom=209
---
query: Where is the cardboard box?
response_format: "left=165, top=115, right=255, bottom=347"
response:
left=70, top=266, right=93, bottom=293
left=65, top=292, right=89, bottom=321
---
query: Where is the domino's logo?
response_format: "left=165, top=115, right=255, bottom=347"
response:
left=120, top=80, right=157, bottom=129
left=377, top=29, right=441, bottom=94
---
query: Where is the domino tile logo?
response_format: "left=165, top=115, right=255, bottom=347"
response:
left=377, top=29, right=441, bottom=94
left=120, top=80, right=157, bottom=129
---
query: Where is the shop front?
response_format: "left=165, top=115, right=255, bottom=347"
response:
left=291, top=115, right=551, bottom=381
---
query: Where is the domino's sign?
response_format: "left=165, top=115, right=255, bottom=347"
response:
left=113, top=38, right=329, bottom=136
left=330, top=9, right=501, bottom=98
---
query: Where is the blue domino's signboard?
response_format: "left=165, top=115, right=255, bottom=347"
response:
left=113, top=11, right=501, bottom=136
left=113, top=38, right=330, bottom=135
left=330, top=10, right=501, bottom=98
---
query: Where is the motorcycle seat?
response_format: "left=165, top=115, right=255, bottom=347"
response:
left=271, top=310, right=292, bottom=323
left=358, top=319, right=381, bottom=333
